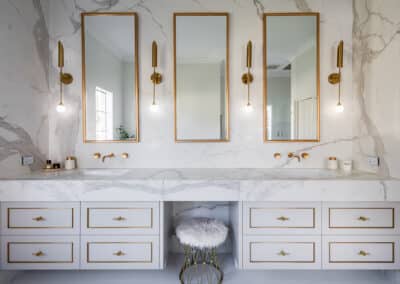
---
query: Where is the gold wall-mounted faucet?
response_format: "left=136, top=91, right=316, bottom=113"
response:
left=288, top=152, right=310, bottom=162
left=102, top=153, right=115, bottom=163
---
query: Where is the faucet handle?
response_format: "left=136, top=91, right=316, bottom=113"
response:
left=301, top=152, right=310, bottom=159
left=288, top=152, right=295, bottom=158
left=121, top=153, right=129, bottom=159
left=93, top=153, right=101, bottom=159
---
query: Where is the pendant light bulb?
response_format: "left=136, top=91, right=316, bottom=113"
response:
left=244, top=102, right=253, bottom=113
left=56, top=102, right=66, bottom=113
left=336, top=102, right=344, bottom=113
left=150, top=102, right=159, bottom=112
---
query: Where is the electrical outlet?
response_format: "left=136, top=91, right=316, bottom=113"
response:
left=367, top=156, right=380, bottom=168
left=21, top=155, right=34, bottom=166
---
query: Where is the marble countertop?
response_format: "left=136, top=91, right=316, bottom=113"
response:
left=0, top=168, right=398, bottom=202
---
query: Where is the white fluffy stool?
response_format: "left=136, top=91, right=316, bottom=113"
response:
left=176, top=218, right=228, bottom=284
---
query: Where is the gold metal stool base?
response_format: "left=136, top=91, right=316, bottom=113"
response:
left=179, top=246, right=223, bottom=284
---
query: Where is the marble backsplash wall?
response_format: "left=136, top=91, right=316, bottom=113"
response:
left=353, top=0, right=400, bottom=178
left=47, top=0, right=354, bottom=169
left=0, top=0, right=49, bottom=177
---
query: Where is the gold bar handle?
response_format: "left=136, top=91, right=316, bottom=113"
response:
left=358, top=250, right=370, bottom=256
left=32, top=216, right=45, bottom=222
left=113, top=250, right=125, bottom=256
left=277, top=250, right=290, bottom=256
left=357, top=216, right=370, bottom=222
left=33, top=251, right=45, bottom=257
left=113, top=216, right=126, bottom=221
left=277, top=216, right=290, bottom=221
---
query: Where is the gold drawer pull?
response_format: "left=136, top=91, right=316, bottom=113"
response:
left=32, top=216, right=45, bottom=222
left=277, top=250, right=290, bottom=256
left=113, top=251, right=125, bottom=256
left=33, top=251, right=45, bottom=257
left=358, top=250, right=370, bottom=256
left=277, top=216, right=290, bottom=221
left=113, top=216, right=126, bottom=221
left=357, top=216, right=370, bottom=222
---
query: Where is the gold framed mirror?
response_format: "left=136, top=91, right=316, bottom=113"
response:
left=173, top=13, right=230, bottom=142
left=263, top=12, right=320, bottom=142
left=81, top=12, right=139, bottom=143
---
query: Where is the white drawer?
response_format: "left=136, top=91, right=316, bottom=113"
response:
left=243, top=236, right=321, bottom=269
left=1, top=236, right=79, bottom=270
left=323, top=202, right=399, bottom=235
left=244, top=202, right=321, bottom=234
left=82, top=202, right=159, bottom=235
left=1, top=202, right=80, bottom=235
left=323, top=236, right=400, bottom=270
left=81, top=236, right=160, bottom=269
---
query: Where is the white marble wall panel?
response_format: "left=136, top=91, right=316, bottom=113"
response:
left=47, top=0, right=354, bottom=169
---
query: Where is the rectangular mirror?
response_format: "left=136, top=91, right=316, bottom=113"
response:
left=174, top=13, right=229, bottom=142
left=81, top=12, right=139, bottom=143
left=264, top=13, right=320, bottom=142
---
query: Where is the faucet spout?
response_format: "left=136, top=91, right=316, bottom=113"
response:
left=102, top=153, right=115, bottom=163
left=288, top=152, right=301, bottom=162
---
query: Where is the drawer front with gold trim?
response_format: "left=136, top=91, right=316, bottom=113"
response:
left=1, top=202, right=80, bottom=235
left=81, top=236, right=160, bottom=269
left=323, top=202, right=400, bottom=235
left=243, top=236, right=321, bottom=269
left=244, top=202, right=321, bottom=235
left=82, top=202, right=159, bottom=235
left=1, top=236, right=79, bottom=270
left=323, top=236, right=400, bottom=270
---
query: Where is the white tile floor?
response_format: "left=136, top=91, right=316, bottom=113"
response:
left=5, top=254, right=398, bottom=284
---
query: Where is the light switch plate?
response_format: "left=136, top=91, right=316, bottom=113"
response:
left=21, top=155, right=34, bottom=166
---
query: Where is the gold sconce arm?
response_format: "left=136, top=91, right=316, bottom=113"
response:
left=150, top=41, right=162, bottom=110
left=58, top=41, right=73, bottom=85
left=242, top=41, right=254, bottom=111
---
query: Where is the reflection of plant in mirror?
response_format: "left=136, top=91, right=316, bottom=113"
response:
left=116, top=125, right=132, bottom=140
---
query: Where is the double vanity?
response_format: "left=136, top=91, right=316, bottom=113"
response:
left=0, top=169, right=399, bottom=272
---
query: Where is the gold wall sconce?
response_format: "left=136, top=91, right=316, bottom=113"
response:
left=56, top=41, right=73, bottom=113
left=328, top=40, right=344, bottom=113
left=150, top=41, right=162, bottom=112
left=242, top=41, right=254, bottom=112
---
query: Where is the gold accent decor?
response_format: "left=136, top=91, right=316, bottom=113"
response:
left=277, top=216, right=290, bottom=221
left=328, top=40, right=344, bottom=110
left=273, top=153, right=282, bottom=159
left=173, top=12, right=230, bottom=142
left=301, top=153, right=310, bottom=159
left=150, top=41, right=162, bottom=108
left=263, top=12, right=320, bottom=142
left=357, top=216, right=370, bottom=222
left=93, top=152, right=101, bottom=159
left=242, top=41, right=254, bottom=109
left=32, top=216, right=45, bottom=222
left=113, top=250, right=126, bottom=256
left=277, top=250, right=290, bottom=256
left=102, top=153, right=115, bottom=163
left=358, top=250, right=370, bottom=256
left=33, top=251, right=45, bottom=257
left=81, top=12, right=139, bottom=143
left=113, top=216, right=126, bottom=221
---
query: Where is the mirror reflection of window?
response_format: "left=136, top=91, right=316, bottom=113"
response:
left=82, top=13, right=138, bottom=142
left=265, top=13, right=319, bottom=142
left=95, top=87, right=113, bottom=140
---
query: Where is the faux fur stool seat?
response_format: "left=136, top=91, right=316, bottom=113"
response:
left=176, top=218, right=228, bottom=249
left=176, top=218, right=228, bottom=284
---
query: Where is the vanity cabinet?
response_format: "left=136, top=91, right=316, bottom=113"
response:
left=241, top=202, right=400, bottom=270
left=80, top=202, right=161, bottom=269
left=0, top=202, right=80, bottom=269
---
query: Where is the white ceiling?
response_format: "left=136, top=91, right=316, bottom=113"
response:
left=85, top=15, right=135, bottom=62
